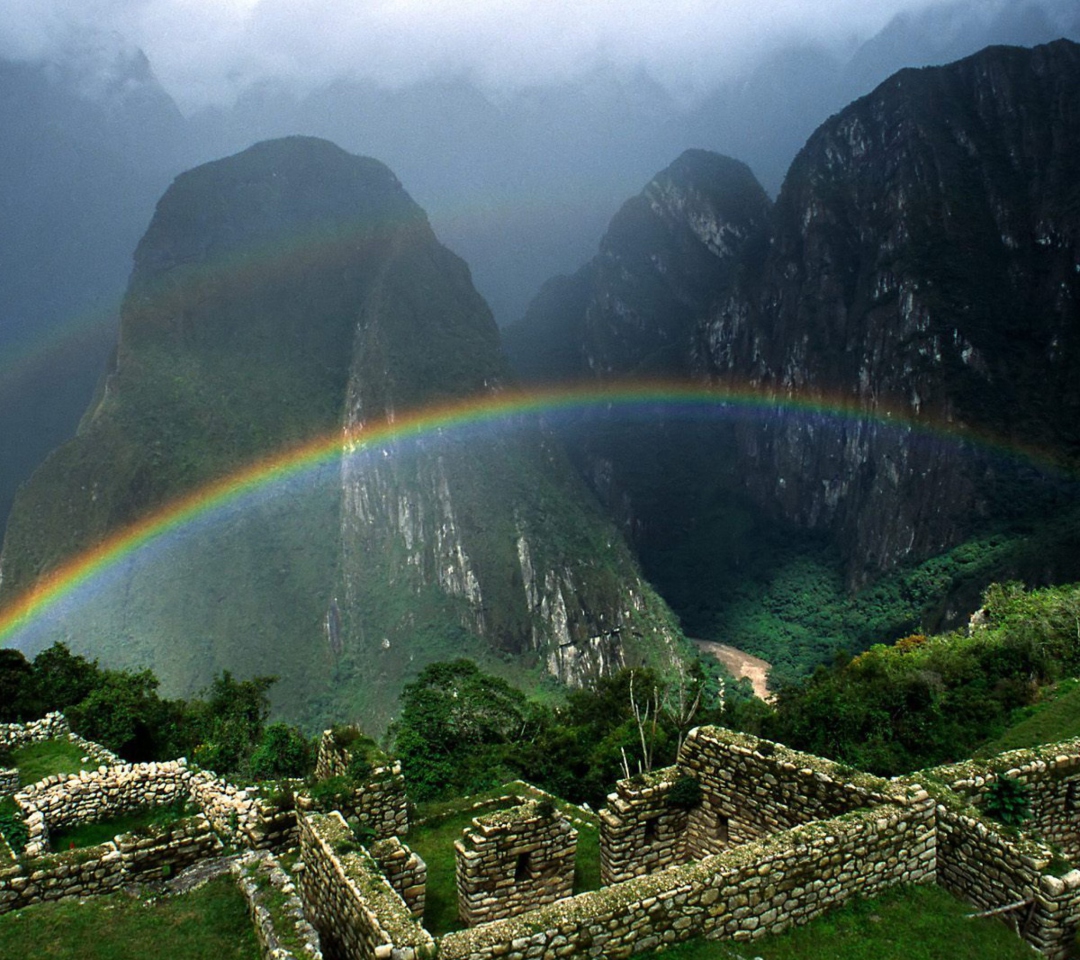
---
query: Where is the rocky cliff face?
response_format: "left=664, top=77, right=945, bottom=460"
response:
left=507, top=39, right=1080, bottom=610
left=698, top=39, right=1080, bottom=580
left=0, top=137, right=684, bottom=729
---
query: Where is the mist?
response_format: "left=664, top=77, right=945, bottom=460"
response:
left=1, top=0, right=960, bottom=112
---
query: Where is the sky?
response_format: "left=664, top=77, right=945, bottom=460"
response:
left=0, top=0, right=951, bottom=112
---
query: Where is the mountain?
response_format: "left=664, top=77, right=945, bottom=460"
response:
left=0, top=137, right=686, bottom=730
left=505, top=40, right=1080, bottom=675
left=701, top=39, right=1080, bottom=578
left=0, top=37, right=185, bottom=545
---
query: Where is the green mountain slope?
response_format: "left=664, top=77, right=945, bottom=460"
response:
left=0, top=137, right=687, bottom=730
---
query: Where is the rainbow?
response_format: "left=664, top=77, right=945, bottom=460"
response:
left=0, top=378, right=1068, bottom=646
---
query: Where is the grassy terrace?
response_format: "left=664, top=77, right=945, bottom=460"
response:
left=48, top=801, right=196, bottom=851
left=408, top=784, right=601, bottom=936
left=663, top=885, right=1038, bottom=960
left=11, top=739, right=91, bottom=786
left=0, top=874, right=258, bottom=960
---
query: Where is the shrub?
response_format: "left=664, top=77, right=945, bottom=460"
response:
left=983, top=776, right=1031, bottom=827
left=666, top=775, right=703, bottom=811
left=249, top=723, right=313, bottom=780
left=0, top=798, right=28, bottom=854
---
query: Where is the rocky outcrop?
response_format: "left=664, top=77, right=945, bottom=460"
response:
left=508, top=40, right=1080, bottom=590
left=698, top=39, right=1080, bottom=579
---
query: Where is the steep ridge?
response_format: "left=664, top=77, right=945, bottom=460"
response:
left=506, top=41, right=1080, bottom=671
left=0, top=137, right=685, bottom=729
left=699, top=39, right=1080, bottom=579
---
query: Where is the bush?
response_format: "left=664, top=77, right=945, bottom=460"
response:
left=666, top=775, right=703, bottom=811
left=983, top=776, right=1031, bottom=827
left=249, top=723, right=313, bottom=780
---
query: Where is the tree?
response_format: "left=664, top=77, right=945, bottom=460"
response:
left=188, top=672, right=277, bottom=775
left=0, top=649, right=35, bottom=722
left=389, top=660, right=535, bottom=800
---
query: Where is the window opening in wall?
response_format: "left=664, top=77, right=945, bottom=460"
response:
left=515, top=851, right=531, bottom=881
left=1067, top=780, right=1080, bottom=812
left=716, top=813, right=730, bottom=843
left=643, top=817, right=659, bottom=844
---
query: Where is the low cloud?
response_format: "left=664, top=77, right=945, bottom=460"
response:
left=0, top=0, right=984, bottom=111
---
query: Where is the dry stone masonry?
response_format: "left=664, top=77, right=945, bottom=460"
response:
left=234, top=850, right=324, bottom=960
left=313, top=728, right=409, bottom=839
left=8, top=713, right=1080, bottom=960
left=369, top=836, right=427, bottom=919
left=297, top=811, right=435, bottom=960
left=455, top=801, right=577, bottom=926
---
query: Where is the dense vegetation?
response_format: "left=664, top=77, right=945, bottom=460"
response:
left=752, top=581, right=1080, bottom=775
left=0, top=643, right=311, bottom=778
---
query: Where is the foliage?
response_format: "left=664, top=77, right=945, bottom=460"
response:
left=189, top=672, right=277, bottom=775
left=248, top=723, right=314, bottom=780
left=0, top=796, right=28, bottom=854
left=389, top=659, right=538, bottom=801
left=2, top=643, right=282, bottom=775
left=756, top=582, right=1080, bottom=775
left=305, top=775, right=356, bottom=813
left=666, top=775, right=703, bottom=811
left=982, top=777, right=1031, bottom=827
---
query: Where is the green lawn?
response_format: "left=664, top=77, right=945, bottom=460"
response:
left=979, top=680, right=1080, bottom=757
left=408, top=786, right=601, bottom=936
left=49, top=802, right=195, bottom=851
left=0, top=875, right=258, bottom=960
left=12, top=739, right=91, bottom=786
left=660, top=885, right=1038, bottom=960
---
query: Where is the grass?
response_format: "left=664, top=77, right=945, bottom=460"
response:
left=979, top=679, right=1080, bottom=757
left=660, top=884, right=1039, bottom=960
left=408, top=785, right=601, bottom=936
left=0, top=874, right=258, bottom=960
left=49, top=803, right=195, bottom=851
left=12, top=740, right=90, bottom=786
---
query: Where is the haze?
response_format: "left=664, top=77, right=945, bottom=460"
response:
left=0, top=0, right=977, bottom=111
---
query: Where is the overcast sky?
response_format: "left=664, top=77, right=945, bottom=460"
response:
left=0, top=0, right=958, bottom=112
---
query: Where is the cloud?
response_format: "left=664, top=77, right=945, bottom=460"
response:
left=0, top=0, right=970, bottom=111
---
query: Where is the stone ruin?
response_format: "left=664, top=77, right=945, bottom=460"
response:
left=455, top=800, right=577, bottom=926
left=9, top=712, right=1080, bottom=960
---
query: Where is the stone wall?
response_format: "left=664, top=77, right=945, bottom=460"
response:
left=234, top=850, right=324, bottom=960
left=0, top=842, right=125, bottom=912
left=15, top=760, right=195, bottom=856
left=0, top=713, right=119, bottom=767
left=600, top=768, right=690, bottom=884
left=312, top=730, right=408, bottom=840
left=0, top=768, right=19, bottom=797
left=926, top=744, right=1080, bottom=959
left=0, top=813, right=221, bottom=914
left=600, top=727, right=897, bottom=885
left=0, top=713, right=71, bottom=749
left=934, top=742, right=1080, bottom=861
left=678, top=728, right=896, bottom=856
left=297, top=811, right=435, bottom=960
left=369, top=837, right=426, bottom=919
left=440, top=791, right=936, bottom=960
left=191, top=777, right=298, bottom=851
left=456, top=802, right=577, bottom=926
left=114, top=814, right=222, bottom=880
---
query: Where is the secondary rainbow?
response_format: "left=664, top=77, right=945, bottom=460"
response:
left=0, top=378, right=1065, bottom=646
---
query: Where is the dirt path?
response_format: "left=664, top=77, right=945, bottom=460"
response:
left=694, top=640, right=774, bottom=703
